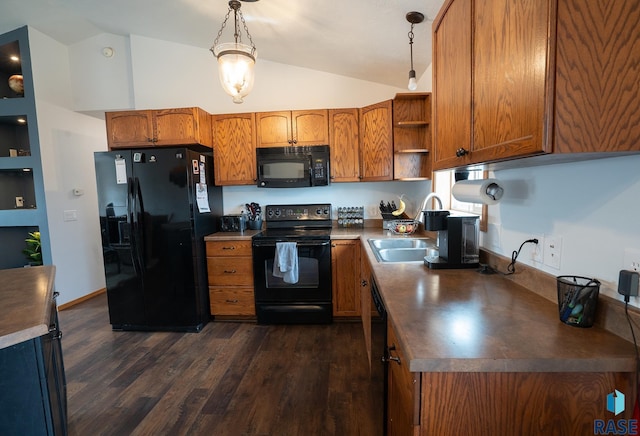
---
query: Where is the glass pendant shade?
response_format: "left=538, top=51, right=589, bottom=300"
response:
left=408, top=70, right=417, bottom=91
left=214, top=42, right=256, bottom=104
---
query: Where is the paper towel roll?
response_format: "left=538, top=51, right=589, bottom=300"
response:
left=452, top=179, right=504, bottom=205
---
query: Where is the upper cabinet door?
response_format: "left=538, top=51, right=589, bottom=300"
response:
left=255, top=111, right=292, bottom=147
left=553, top=0, right=640, bottom=154
left=212, top=113, right=257, bottom=186
left=328, top=108, right=360, bottom=182
left=359, top=100, right=393, bottom=181
left=291, top=110, right=329, bottom=146
left=471, top=0, right=550, bottom=162
left=256, top=110, right=328, bottom=147
left=105, top=110, right=154, bottom=148
left=105, top=108, right=212, bottom=149
left=154, top=107, right=212, bottom=147
left=432, top=0, right=472, bottom=170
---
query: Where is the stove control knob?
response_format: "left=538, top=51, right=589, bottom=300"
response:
left=274, top=209, right=281, bottom=217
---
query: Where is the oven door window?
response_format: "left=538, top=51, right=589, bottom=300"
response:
left=254, top=243, right=331, bottom=302
left=265, top=256, right=318, bottom=288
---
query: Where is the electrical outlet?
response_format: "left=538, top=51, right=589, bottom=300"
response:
left=623, top=248, right=640, bottom=272
left=15, top=196, right=23, bottom=207
left=531, top=234, right=544, bottom=263
left=543, top=235, right=562, bottom=269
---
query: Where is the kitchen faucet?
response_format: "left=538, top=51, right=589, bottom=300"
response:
left=414, top=192, right=444, bottom=223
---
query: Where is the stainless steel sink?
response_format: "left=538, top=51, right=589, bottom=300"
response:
left=368, top=238, right=436, bottom=263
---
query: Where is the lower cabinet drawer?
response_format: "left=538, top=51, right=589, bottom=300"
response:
left=207, top=257, right=253, bottom=286
left=209, top=287, right=256, bottom=316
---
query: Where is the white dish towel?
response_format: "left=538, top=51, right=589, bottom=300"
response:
left=273, top=242, right=299, bottom=284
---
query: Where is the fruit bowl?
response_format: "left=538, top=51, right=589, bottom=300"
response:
left=389, top=219, right=419, bottom=236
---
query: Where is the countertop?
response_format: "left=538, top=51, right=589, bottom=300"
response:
left=357, top=229, right=637, bottom=374
left=204, top=229, right=261, bottom=241
left=0, top=265, right=56, bottom=350
left=204, top=227, right=637, bottom=374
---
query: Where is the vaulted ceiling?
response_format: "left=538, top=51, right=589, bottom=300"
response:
left=0, top=0, right=445, bottom=89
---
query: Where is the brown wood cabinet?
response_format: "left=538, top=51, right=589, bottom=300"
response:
left=212, top=113, right=257, bottom=186
left=105, top=107, right=212, bottom=149
left=387, top=321, right=420, bottom=436
left=359, top=100, right=393, bottom=181
left=328, top=108, right=360, bottom=182
left=432, top=0, right=640, bottom=171
left=331, top=239, right=361, bottom=318
left=393, top=93, right=431, bottom=180
left=206, top=240, right=255, bottom=318
left=255, top=110, right=329, bottom=147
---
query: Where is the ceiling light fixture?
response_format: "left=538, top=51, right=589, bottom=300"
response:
left=406, top=11, right=424, bottom=91
left=210, top=0, right=258, bottom=104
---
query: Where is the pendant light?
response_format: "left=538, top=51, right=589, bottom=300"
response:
left=210, top=0, right=258, bottom=104
left=406, top=11, right=424, bottom=91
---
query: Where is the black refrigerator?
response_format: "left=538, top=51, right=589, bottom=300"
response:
left=94, top=147, right=223, bottom=332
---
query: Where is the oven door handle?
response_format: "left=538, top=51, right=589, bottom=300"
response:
left=252, top=240, right=331, bottom=248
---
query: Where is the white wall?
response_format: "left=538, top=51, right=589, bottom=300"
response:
left=484, top=155, right=640, bottom=307
left=128, top=34, right=417, bottom=113
left=69, top=33, right=134, bottom=113
left=222, top=181, right=430, bottom=219
left=29, top=28, right=109, bottom=305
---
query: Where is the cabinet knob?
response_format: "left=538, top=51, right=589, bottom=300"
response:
left=225, top=299, right=239, bottom=303
left=222, top=246, right=236, bottom=250
left=455, top=147, right=468, bottom=157
left=223, top=269, right=237, bottom=274
left=361, top=279, right=368, bottom=287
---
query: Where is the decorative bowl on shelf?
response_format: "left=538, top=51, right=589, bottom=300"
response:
left=389, top=219, right=419, bottom=235
left=8, top=74, right=24, bottom=94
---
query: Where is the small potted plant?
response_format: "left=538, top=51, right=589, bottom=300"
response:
left=23, top=231, right=43, bottom=266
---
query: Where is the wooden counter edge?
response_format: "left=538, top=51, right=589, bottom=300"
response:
left=0, top=265, right=56, bottom=350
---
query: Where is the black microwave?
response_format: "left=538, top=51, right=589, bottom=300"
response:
left=256, top=145, right=330, bottom=188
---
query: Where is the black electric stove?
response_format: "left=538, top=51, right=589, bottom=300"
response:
left=252, top=204, right=332, bottom=324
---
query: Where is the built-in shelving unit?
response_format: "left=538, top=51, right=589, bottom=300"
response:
left=392, top=92, right=431, bottom=180
left=0, top=26, right=50, bottom=269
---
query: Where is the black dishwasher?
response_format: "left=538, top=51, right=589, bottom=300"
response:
left=371, top=276, right=388, bottom=435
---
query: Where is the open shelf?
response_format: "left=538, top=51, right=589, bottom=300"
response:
left=393, top=93, right=432, bottom=179
left=0, top=39, right=25, bottom=100
left=0, top=225, right=40, bottom=268
left=0, top=26, right=50, bottom=266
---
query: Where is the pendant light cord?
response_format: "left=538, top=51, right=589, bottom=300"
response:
left=408, top=24, right=415, bottom=71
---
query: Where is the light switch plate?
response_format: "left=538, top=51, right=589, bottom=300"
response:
left=63, top=210, right=78, bottom=221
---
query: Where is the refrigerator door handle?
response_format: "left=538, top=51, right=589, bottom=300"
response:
left=127, top=177, right=140, bottom=275
left=133, top=177, right=146, bottom=272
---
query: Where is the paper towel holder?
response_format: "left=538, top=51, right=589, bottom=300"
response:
left=485, top=182, right=504, bottom=201
left=451, top=178, right=505, bottom=204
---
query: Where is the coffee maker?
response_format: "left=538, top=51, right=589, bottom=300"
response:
left=423, top=210, right=480, bottom=269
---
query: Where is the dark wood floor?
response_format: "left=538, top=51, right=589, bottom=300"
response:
left=58, top=294, right=384, bottom=436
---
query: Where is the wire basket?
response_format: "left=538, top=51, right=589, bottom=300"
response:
left=557, top=276, right=600, bottom=327
left=388, top=220, right=419, bottom=235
